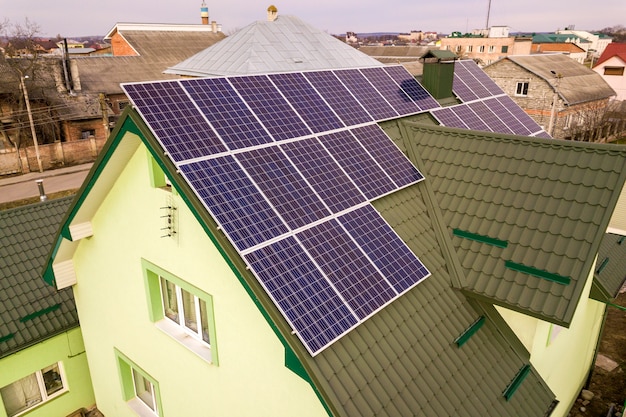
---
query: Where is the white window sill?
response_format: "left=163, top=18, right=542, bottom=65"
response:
left=155, top=319, right=212, bottom=363
left=128, top=398, right=158, bottom=417
left=10, top=389, right=68, bottom=417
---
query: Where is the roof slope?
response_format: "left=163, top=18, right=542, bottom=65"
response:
left=504, top=54, right=616, bottom=105
left=592, top=233, right=626, bottom=302
left=396, top=123, right=626, bottom=326
left=0, top=197, right=78, bottom=358
left=74, top=29, right=225, bottom=94
left=165, top=15, right=383, bottom=77
left=594, top=42, right=626, bottom=67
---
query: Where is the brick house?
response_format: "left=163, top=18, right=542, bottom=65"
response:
left=439, top=27, right=531, bottom=66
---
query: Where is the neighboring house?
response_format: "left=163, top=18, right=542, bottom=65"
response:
left=439, top=26, right=532, bottom=66
left=593, top=43, right=626, bottom=101
left=530, top=41, right=587, bottom=64
left=357, top=45, right=433, bottom=76
left=532, top=33, right=592, bottom=56
left=0, top=197, right=96, bottom=417
left=483, top=54, right=617, bottom=140
left=556, top=29, right=613, bottom=58
left=42, top=14, right=626, bottom=417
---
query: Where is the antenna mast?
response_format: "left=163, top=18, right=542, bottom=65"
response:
left=486, top=0, right=492, bottom=29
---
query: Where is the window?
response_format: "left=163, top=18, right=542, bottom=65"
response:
left=501, top=45, right=509, bottom=53
left=142, top=259, right=218, bottom=363
left=604, top=66, right=624, bottom=76
left=80, top=129, right=95, bottom=139
left=466, top=45, right=473, bottom=52
left=0, top=363, right=67, bottom=417
left=455, top=45, right=461, bottom=53
left=478, top=45, right=485, bottom=53
left=118, top=101, right=129, bottom=111
left=515, top=81, right=529, bottom=96
left=488, top=45, right=495, bottom=53
left=116, top=350, right=161, bottom=417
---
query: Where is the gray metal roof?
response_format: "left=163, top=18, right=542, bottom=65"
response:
left=503, top=54, right=616, bottom=105
left=0, top=197, right=78, bottom=358
left=165, top=15, right=383, bottom=77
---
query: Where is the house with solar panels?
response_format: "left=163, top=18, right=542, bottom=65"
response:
left=0, top=198, right=96, bottom=417
left=42, top=9, right=626, bottom=417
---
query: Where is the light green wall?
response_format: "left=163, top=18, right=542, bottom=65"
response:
left=0, top=328, right=95, bottom=417
left=71, top=139, right=327, bottom=417
left=497, top=268, right=604, bottom=417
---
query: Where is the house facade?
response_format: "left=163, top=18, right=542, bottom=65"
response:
left=0, top=198, right=96, bottom=417
left=593, top=43, right=626, bottom=101
left=483, top=54, right=617, bottom=140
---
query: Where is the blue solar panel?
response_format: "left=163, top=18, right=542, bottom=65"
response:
left=339, top=205, right=430, bottom=293
left=179, top=157, right=289, bottom=251
left=122, top=82, right=226, bottom=162
left=182, top=78, right=273, bottom=150
left=452, top=71, right=480, bottom=102
left=333, top=69, right=398, bottom=120
left=489, top=97, right=534, bottom=135
left=351, top=125, right=424, bottom=189
left=244, top=236, right=358, bottom=355
left=459, top=60, right=504, bottom=96
left=496, top=95, right=544, bottom=135
left=467, top=101, right=515, bottom=134
left=452, top=105, right=492, bottom=132
left=281, top=138, right=366, bottom=213
left=228, top=75, right=311, bottom=141
left=269, top=72, right=344, bottom=133
left=360, top=67, right=420, bottom=116
left=431, top=107, right=469, bottom=129
left=383, top=66, right=440, bottom=111
left=297, top=219, right=397, bottom=319
left=235, top=146, right=331, bottom=230
left=453, top=62, right=491, bottom=100
left=319, top=130, right=397, bottom=200
left=303, top=70, right=373, bottom=126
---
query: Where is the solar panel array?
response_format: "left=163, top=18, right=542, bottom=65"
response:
left=431, top=60, right=550, bottom=137
left=123, top=66, right=434, bottom=355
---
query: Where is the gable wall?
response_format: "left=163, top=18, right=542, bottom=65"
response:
left=110, top=32, right=138, bottom=57
left=593, top=56, right=626, bottom=101
left=70, top=141, right=326, bottom=417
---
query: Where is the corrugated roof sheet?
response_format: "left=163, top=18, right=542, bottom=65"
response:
left=594, top=233, right=626, bottom=300
left=165, top=15, right=383, bottom=77
left=0, top=197, right=78, bottom=358
left=504, top=54, right=616, bottom=105
left=396, top=122, right=626, bottom=326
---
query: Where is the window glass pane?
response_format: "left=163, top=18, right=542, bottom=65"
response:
left=42, top=364, right=63, bottom=396
left=199, top=299, right=210, bottom=344
left=0, top=373, right=42, bottom=416
left=132, top=369, right=156, bottom=412
left=161, top=277, right=179, bottom=323
left=182, top=289, right=198, bottom=333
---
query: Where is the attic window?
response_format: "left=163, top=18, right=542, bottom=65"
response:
left=502, top=364, right=531, bottom=401
left=454, top=316, right=485, bottom=347
left=504, top=261, right=571, bottom=285
left=515, top=82, right=529, bottom=96
left=604, top=66, right=624, bottom=76
left=452, top=229, right=508, bottom=248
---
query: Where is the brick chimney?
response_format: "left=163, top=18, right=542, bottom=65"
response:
left=267, top=5, right=278, bottom=22
left=201, top=1, right=209, bottom=25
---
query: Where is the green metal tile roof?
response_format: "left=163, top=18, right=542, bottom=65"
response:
left=393, top=122, right=626, bottom=326
left=591, top=233, right=626, bottom=302
left=0, top=197, right=79, bottom=358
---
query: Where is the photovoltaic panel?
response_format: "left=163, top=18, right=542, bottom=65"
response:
left=244, top=236, right=358, bottom=355
left=453, top=62, right=492, bottom=101
left=430, top=107, right=469, bottom=129
left=339, top=205, right=430, bottom=293
left=383, top=66, right=440, bottom=111
left=281, top=138, right=366, bottom=213
left=235, top=146, right=331, bottom=230
left=459, top=60, right=504, bottom=96
left=452, top=105, right=492, bottom=131
left=297, top=219, right=397, bottom=319
left=350, top=124, right=424, bottom=189
left=122, top=82, right=226, bottom=162
left=228, top=75, right=311, bottom=141
left=179, top=156, right=289, bottom=251
left=319, top=130, right=397, bottom=200
left=467, top=101, right=515, bottom=134
left=182, top=78, right=273, bottom=150
left=268, top=72, right=344, bottom=133
left=487, top=97, right=534, bottom=135
left=496, top=96, right=543, bottom=135
left=360, top=67, right=420, bottom=116
left=333, top=68, right=398, bottom=120
left=303, top=70, right=373, bottom=126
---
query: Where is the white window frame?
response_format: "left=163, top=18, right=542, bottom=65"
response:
left=515, top=81, right=529, bottom=96
left=478, top=45, right=485, bottom=53
left=488, top=45, right=495, bottom=53
left=116, top=350, right=161, bottom=417
left=466, top=45, right=473, bottom=52
left=0, top=363, right=68, bottom=417
left=131, top=369, right=158, bottom=416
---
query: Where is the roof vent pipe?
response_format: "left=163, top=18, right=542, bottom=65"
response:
left=36, top=179, right=47, bottom=202
left=267, top=5, right=278, bottom=21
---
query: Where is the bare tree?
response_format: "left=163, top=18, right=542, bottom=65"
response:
left=563, top=99, right=626, bottom=143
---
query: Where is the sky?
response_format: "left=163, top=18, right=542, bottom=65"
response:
left=1, top=0, right=624, bottom=38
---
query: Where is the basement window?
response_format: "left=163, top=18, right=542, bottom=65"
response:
left=604, top=66, right=624, bottom=76
left=515, top=82, right=529, bottom=96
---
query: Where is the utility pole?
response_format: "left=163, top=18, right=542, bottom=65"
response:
left=547, top=71, right=562, bottom=137
left=19, top=73, right=43, bottom=173
left=486, top=0, right=492, bottom=29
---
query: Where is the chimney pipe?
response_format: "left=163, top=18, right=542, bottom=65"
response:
left=201, top=1, right=209, bottom=25
left=267, top=5, right=278, bottom=22
left=36, top=179, right=47, bottom=202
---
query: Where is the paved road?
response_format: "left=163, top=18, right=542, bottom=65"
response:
left=0, top=163, right=93, bottom=204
